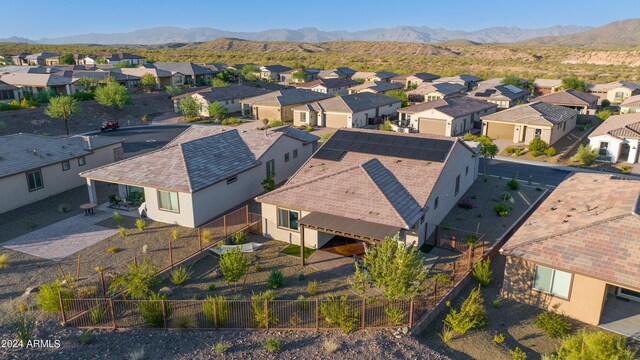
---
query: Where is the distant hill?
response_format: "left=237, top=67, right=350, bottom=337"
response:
left=521, top=19, right=640, bottom=47
left=0, top=25, right=591, bottom=45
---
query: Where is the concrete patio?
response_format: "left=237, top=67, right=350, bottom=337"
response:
left=599, top=295, right=640, bottom=340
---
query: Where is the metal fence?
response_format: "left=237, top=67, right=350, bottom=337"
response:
left=432, top=224, right=485, bottom=253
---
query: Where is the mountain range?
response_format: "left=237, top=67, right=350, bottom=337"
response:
left=521, top=19, right=640, bottom=47
left=0, top=25, right=592, bottom=45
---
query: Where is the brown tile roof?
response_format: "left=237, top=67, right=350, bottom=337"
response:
left=399, top=96, right=497, bottom=118
left=295, top=78, right=358, bottom=89
left=502, top=172, right=640, bottom=290
left=481, top=101, right=577, bottom=127
left=589, top=81, right=640, bottom=92
left=589, top=113, right=640, bottom=139
left=532, top=79, right=562, bottom=88
left=292, top=92, right=401, bottom=114
left=407, top=82, right=465, bottom=96
left=621, top=94, right=640, bottom=108
left=241, top=89, right=331, bottom=107
left=534, top=89, right=599, bottom=107
left=349, top=81, right=404, bottom=93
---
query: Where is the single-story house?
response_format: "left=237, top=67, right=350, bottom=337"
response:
left=151, top=62, right=214, bottom=86
left=407, top=82, right=466, bottom=103
left=347, top=81, right=404, bottom=95
left=99, top=52, right=147, bottom=66
left=317, top=67, right=357, bottom=79
left=534, top=89, right=599, bottom=114
left=399, top=96, right=497, bottom=136
left=500, top=172, right=640, bottom=332
left=0, top=73, right=77, bottom=96
left=81, top=125, right=319, bottom=228
left=352, top=71, right=399, bottom=83
left=11, top=53, right=30, bottom=66
left=391, top=72, right=440, bottom=88
left=481, top=102, right=578, bottom=145
left=433, top=74, right=482, bottom=91
left=0, top=80, right=22, bottom=102
left=107, top=67, right=185, bottom=89
left=240, top=89, right=332, bottom=122
left=587, top=81, right=640, bottom=104
left=588, top=113, right=640, bottom=164
left=292, top=92, right=402, bottom=128
left=259, top=65, right=293, bottom=81
left=171, top=85, right=269, bottom=115
left=280, top=68, right=320, bottom=83
left=0, top=133, right=124, bottom=214
left=468, top=84, right=529, bottom=109
left=477, top=77, right=529, bottom=89
left=68, top=70, right=140, bottom=90
left=296, top=78, right=359, bottom=96
left=24, top=52, right=60, bottom=66
left=532, top=79, right=562, bottom=97
left=621, top=95, right=640, bottom=114
left=256, top=128, right=480, bottom=251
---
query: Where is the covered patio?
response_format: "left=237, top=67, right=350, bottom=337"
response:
left=599, top=292, right=640, bottom=340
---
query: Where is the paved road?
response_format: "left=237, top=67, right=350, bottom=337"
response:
left=481, top=158, right=571, bottom=187
left=95, top=125, right=188, bottom=156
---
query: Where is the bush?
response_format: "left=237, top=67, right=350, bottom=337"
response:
left=254, top=263, right=261, bottom=272
left=505, top=146, right=514, bottom=154
left=596, top=109, right=611, bottom=121
left=536, top=312, right=571, bottom=338
left=620, top=165, right=632, bottom=174
left=465, top=233, right=479, bottom=246
left=230, top=231, right=247, bottom=245
left=528, top=137, right=548, bottom=153
left=251, top=290, right=277, bottom=328
left=89, top=301, right=105, bottom=325
left=378, top=120, right=393, bottom=131
left=494, top=333, right=505, bottom=344
left=36, top=279, right=73, bottom=312
left=136, top=219, right=145, bottom=231
left=171, top=229, right=179, bottom=240
left=268, top=120, right=285, bottom=128
left=72, top=92, right=95, bottom=101
left=113, top=211, right=122, bottom=224
left=493, top=203, right=511, bottom=217
left=514, top=148, right=522, bottom=156
left=510, top=347, right=527, bottom=360
left=530, top=150, right=539, bottom=157
left=219, top=247, right=249, bottom=290
left=75, top=286, right=98, bottom=298
left=319, top=132, right=334, bottom=143
left=138, top=292, right=169, bottom=327
left=507, top=178, right=520, bottom=190
left=544, top=147, right=556, bottom=157
left=601, top=99, right=611, bottom=108
left=0, top=253, right=9, bottom=268
left=203, top=295, right=228, bottom=326
left=323, top=339, right=340, bottom=354
left=10, top=307, right=36, bottom=343
left=320, top=295, right=358, bottom=333
left=472, top=259, right=492, bottom=287
left=264, top=338, right=281, bottom=354
left=438, top=325, right=456, bottom=344
left=173, top=314, right=196, bottom=328
left=201, top=229, right=212, bottom=243
left=304, top=125, right=313, bottom=132
left=58, top=202, right=71, bottom=213
left=213, top=341, right=231, bottom=355
left=79, top=330, right=93, bottom=345
left=118, top=226, right=127, bottom=237
left=307, top=281, right=318, bottom=296
left=170, top=266, right=193, bottom=286
left=500, top=191, right=512, bottom=201
left=575, top=144, right=598, bottom=165
left=126, top=349, right=146, bottom=360
left=385, top=304, right=406, bottom=326
left=267, top=270, right=283, bottom=289
left=457, top=197, right=474, bottom=209
left=108, top=259, right=159, bottom=299
left=443, top=287, right=487, bottom=335
left=221, top=117, right=239, bottom=125
left=492, top=298, right=503, bottom=308
left=107, top=247, right=120, bottom=254
left=555, top=330, right=636, bottom=359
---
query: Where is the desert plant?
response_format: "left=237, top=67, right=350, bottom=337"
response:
left=545, top=147, right=556, bottom=157
left=230, top=230, right=247, bottom=245
left=75, top=286, right=98, bottom=298
left=493, top=202, right=511, bottom=217
left=528, top=137, right=548, bottom=153
left=200, top=229, right=212, bottom=243
left=378, top=120, right=394, bottom=131
left=95, top=265, right=107, bottom=273
left=443, top=287, right=487, bottom=335
left=320, top=295, right=358, bottom=333
left=207, top=283, right=216, bottom=291
left=127, top=348, right=146, bottom=360
left=465, top=233, right=479, bottom=246
left=307, top=281, right=318, bottom=296
left=107, top=247, right=120, bottom=254
left=142, top=244, right=148, bottom=253
left=323, top=339, right=340, bottom=354
left=118, top=226, right=127, bottom=237
left=295, top=295, right=309, bottom=311
left=514, top=148, right=522, bottom=156
left=79, top=330, right=92, bottom=345
left=507, top=177, right=520, bottom=190
left=0, top=254, right=9, bottom=268
left=254, top=263, right=261, bottom=272
left=431, top=272, right=453, bottom=286
left=535, top=312, right=571, bottom=338
left=472, top=259, right=492, bottom=287
left=494, top=333, right=505, bottom=344
left=170, top=266, right=193, bottom=286
left=113, top=211, right=122, bottom=224
left=138, top=292, right=170, bottom=327
left=457, top=197, right=474, bottom=209
left=492, top=298, right=503, bottom=308
left=505, top=146, right=514, bottom=154
left=45, top=96, right=80, bottom=135
left=500, top=191, right=512, bottom=201
left=267, top=270, right=284, bottom=289
left=596, top=109, right=611, bottom=121
left=304, top=125, right=313, bottom=132
left=36, top=279, right=73, bottom=312
left=108, top=259, right=159, bottom=299
left=89, top=302, right=105, bottom=325
left=510, top=347, right=527, bottom=360
left=385, top=304, right=406, bottom=326
left=319, top=131, right=334, bottom=143
left=171, top=229, right=179, bottom=240
left=261, top=175, right=276, bottom=191
left=268, top=120, right=285, bottom=128
left=203, top=295, right=229, bottom=326
left=438, top=325, right=456, bottom=344
left=298, top=273, right=305, bottom=281
left=251, top=290, right=277, bottom=328
left=575, top=144, right=598, bottom=166
left=264, top=338, right=281, bottom=354
left=136, top=219, right=145, bottom=231
left=10, top=307, right=36, bottom=343
left=620, top=165, right=632, bottom=174
left=555, top=330, right=636, bottom=360
left=219, top=247, right=249, bottom=291
left=530, top=150, right=539, bottom=157
left=58, top=202, right=71, bottom=213
left=213, top=341, right=231, bottom=355
left=173, top=314, right=196, bottom=328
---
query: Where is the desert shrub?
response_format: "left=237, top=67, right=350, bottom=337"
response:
left=37, top=279, right=73, bottom=312
left=555, top=330, right=636, bottom=360
left=138, top=292, right=170, bottom=327
left=251, top=290, right=277, bottom=328
left=203, top=295, right=228, bottom=326
left=221, top=117, right=239, bottom=125
left=268, top=120, right=285, bottom=128
left=219, top=247, right=249, bottom=291
left=319, top=295, right=358, bottom=333
left=545, top=147, right=556, bottom=157
left=295, top=295, right=309, bottom=311
left=443, top=287, right=487, bottom=335
left=95, top=265, right=107, bottom=273
left=620, top=165, right=632, bottom=174
left=385, top=304, right=406, bottom=326
left=230, top=230, right=247, bottom=245
left=439, top=325, right=456, bottom=344
left=535, top=312, right=571, bottom=338
left=530, top=150, right=539, bottom=157
left=172, top=314, right=196, bottom=328
left=507, top=177, right=520, bottom=190
left=323, top=339, right=340, bottom=354
left=201, top=229, right=212, bottom=243
left=304, top=125, right=313, bottom=132
left=514, top=148, right=522, bottom=156
left=58, top=202, right=71, bottom=213
left=575, top=144, right=598, bottom=165
left=79, top=330, right=92, bottom=345
left=169, top=266, right=193, bottom=286
left=75, top=286, right=98, bottom=298
left=136, top=219, right=145, bottom=231
left=207, top=283, right=216, bottom=291
left=492, top=298, right=503, bottom=308
left=596, top=109, right=611, bottom=121
left=127, top=348, right=146, bottom=360
left=89, top=301, right=105, bottom=325
left=494, top=333, right=505, bottom=344
left=10, top=306, right=36, bottom=343
left=493, top=203, right=511, bottom=217
left=264, top=338, right=281, bottom=354
left=113, top=211, right=122, bottom=224
left=298, top=273, right=305, bottom=281
left=267, top=270, right=283, bottom=289
left=500, top=191, right=512, bottom=201
left=213, top=341, right=231, bottom=355
left=472, top=259, right=492, bottom=287
left=108, top=259, right=159, bottom=299
left=0, top=254, right=9, bottom=268
left=378, top=120, right=393, bottom=131
left=510, top=347, right=527, bottom=360
left=505, top=146, right=514, bottom=154
left=528, top=137, right=548, bottom=153
left=171, top=229, right=179, bottom=240
left=254, top=263, right=261, bottom=272
left=118, top=226, right=127, bottom=237
left=319, top=131, right=334, bottom=143
left=431, top=272, right=453, bottom=286
left=107, top=247, right=120, bottom=254
left=307, top=281, right=318, bottom=296
left=457, top=197, right=474, bottom=209
left=465, top=233, right=479, bottom=246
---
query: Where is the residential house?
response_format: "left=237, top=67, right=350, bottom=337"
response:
left=347, top=81, right=404, bottom=95
left=11, top=53, right=30, bottom=66
left=292, top=92, right=401, bottom=128
left=151, top=62, right=214, bottom=86
left=532, top=79, right=562, bottom=96
left=107, top=68, right=185, bottom=89
left=0, top=80, right=22, bottom=102
left=295, top=78, right=358, bottom=96
left=534, top=89, right=599, bottom=114
left=69, top=70, right=140, bottom=90
left=469, top=84, right=529, bottom=109
left=80, top=126, right=319, bottom=228
left=0, top=73, right=77, bottom=96
left=171, top=85, right=269, bottom=115
left=256, top=128, right=480, bottom=250
left=399, top=96, right=497, bottom=136
left=0, top=134, right=124, bottom=214
left=621, top=95, right=640, bottom=113
left=259, top=65, right=293, bottom=81
left=477, top=77, right=529, bottom=89
left=407, top=82, right=466, bottom=103
left=588, top=113, right=640, bottom=164
left=240, top=89, right=332, bottom=122
left=279, top=68, right=320, bottom=83
left=587, top=81, right=640, bottom=104
left=481, top=102, right=578, bottom=145
left=391, top=72, right=440, bottom=88
left=73, top=54, right=96, bottom=65
left=352, top=71, right=399, bottom=83
left=0, top=55, right=7, bottom=65
left=23, top=53, right=60, bottom=66
left=99, top=52, right=146, bottom=66
left=433, top=74, right=482, bottom=91
left=317, top=67, right=357, bottom=79
left=500, top=172, right=640, bottom=334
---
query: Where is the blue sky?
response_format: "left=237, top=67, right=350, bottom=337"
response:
left=3, top=0, right=639, bottom=39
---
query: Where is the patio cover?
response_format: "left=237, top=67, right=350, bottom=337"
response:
left=298, top=211, right=400, bottom=243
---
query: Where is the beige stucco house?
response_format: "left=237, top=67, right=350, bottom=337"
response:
left=588, top=113, right=640, bottom=164
left=352, top=71, right=398, bottom=83
left=407, top=82, right=466, bottom=103
left=171, top=85, right=268, bottom=116
left=0, top=73, right=77, bottom=96
left=534, top=89, right=599, bottom=114
left=347, top=81, right=404, bottom=95
left=468, top=84, right=529, bottom=109
left=107, top=67, right=184, bottom=89
left=532, top=79, right=562, bottom=97
left=259, top=65, right=293, bottom=81
left=390, top=72, right=440, bottom=88
left=240, top=89, right=332, bottom=122
left=433, top=74, right=482, bottom=91
left=0, top=80, right=22, bottom=102
left=500, top=173, right=640, bottom=334
left=587, top=81, right=640, bottom=104
left=481, top=102, right=578, bottom=145
left=0, top=134, right=124, bottom=214
left=295, top=78, right=358, bottom=96
left=621, top=95, right=640, bottom=114
left=81, top=126, right=319, bottom=228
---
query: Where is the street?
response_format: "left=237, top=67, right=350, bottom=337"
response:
left=481, top=158, right=571, bottom=187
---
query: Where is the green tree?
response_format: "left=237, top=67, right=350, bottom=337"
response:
left=596, top=109, right=611, bottom=121
left=241, top=64, right=260, bottom=81
left=385, top=89, right=408, bottom=106
left=554, top=330, right=636, bottom=360
left=219, top=247, right=249, bottom=291
left=465, top=134, right=499, bottom=175
left=561, top=77, right=587, bottom=92
left=292, top=70, right=307, bottom=83
left=140, top=73, right=157, bottom=91
left=208, top=101, right=227, bottom=120
left=44, top=96, right=80, bottom=135
left=216, top=68, right=238, bottom=82
left=95, top=56, right=108, bottom=65
left=211, top=78, right=228, bottom=87
left=94, top=79, right=132, bottom=111
left=378, top=120, right=394, bottom=131
left=575, top=144, right=598, bottom=165
left=113, top=62, right=134, bottom=68
left=178, top=96, right=200, bottom=118
left=76, top=77, right=99, bottom=92
left=59, top=53, right=75, bottom=65
left=500, top=76, right=529, bottom=91
left=108, top=259, right=159, bottom=299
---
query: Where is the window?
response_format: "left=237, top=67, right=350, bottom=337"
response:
left=599, top=142, right=609, bottom=156
left=615, top=91, right=625, bottom=100
left=455, top=175, right=460, bottom=196
left=26, top=169, right=43, bottom=191
left=277, top=208, right=299, bottom=230
left=434, top=196, right=439, bottom=210
left=78, top=156, right=86, bottom=166
left=226, top=176, right=237, bottom=185
left=465, top=166, right=469, bottom=176
left=284, top=152, right=290, bottom=162
left=293, top=149, right=298, bottom=159
left=266, top=159, right=275, bottom=178
left=61, top=161, right=70, bottom=171
left=534, top=128, right=542, bottom=137
left=157, top=190, right=179, bottom=212
left=532, top=265, right=571, bottom=298
left=300, top=112, right=307, bottom=122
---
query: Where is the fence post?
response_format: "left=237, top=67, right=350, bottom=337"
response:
left=198, top=227, right=202, bottom=252
left=361, top=298, right=365, bottom=329
left=315, top=298, right=319, bottom=332
left=100, top=271, right=106, bottom=298
left=245, top=205, right=249, bottom=226
left=264, top=300, right=269, bottom=331
left=108, top=298, right=117, bottom=329
left=468, top=245, right=473, bottom=271
left=452, top=262, right=457, bottom=284
left=223, top=215, right=228, bottom=237
left=409, top=299, right=414, bottom=329
left=76, top=254, right=81, bottom=286
left=169, top=241, right=174, bottom=268
left=58, top=291, right=67, bottom=326
left=434, top=225, right=439, bottom=247
left=433, top=281, right=438, bottom=305
left=213, top=298, right=218, bottom=330
left=161, top=300, right=167, bottom=329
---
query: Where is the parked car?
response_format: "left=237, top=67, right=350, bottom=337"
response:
left=101, top=121, right=119, bottom=132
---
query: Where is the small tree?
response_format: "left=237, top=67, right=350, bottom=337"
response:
left=94, top=78, right=132, bottom=111
left=108, top=259, right=159, bottom=299
left=292, top=70, right=307, bottom=83
left=378, top=120, right=393, bottom=131
left=241, top=64, right=260, bottom=81
left=555, top=330, right=636, bottom=360
left=165, top=86, right=183, bottom=96
left=208, top=101, right=227, bottom=120
left=219, top=247, right=249, bottom=291
left=601, top=99, right=611, bottom=108
left=528, top=137, right=548, bottom=156
left=95, top=56, right=108, bottom=64
left=76, top=77, right=99, bottom=92
left=464, top=134, right=499, bottom=175
left=561, top=76, right=587, bottom=92
left=178, top=96, right=200, bottom=118
left=443, top=287, right=487, bottom=335
left=45, top=96, right=80, bottom=135
left=216, top=68, right=238, bottom=82
left=59, top=53, right=75, bottom=65
left=140, top=73, right=157, bottom=91
left=575, top=144, right=598, bottom=165
left=211, top=78, right=228, bottom=87
left=385, top=89, right=408, bottom=107
left=596, top=109, right=611, bottom=121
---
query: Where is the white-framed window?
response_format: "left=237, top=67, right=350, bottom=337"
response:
left=300, top=112, right=307, bottom=122
left=157, top=190, right=179, bottom=213
left=277, top=208, right=299, bottom=230
left=534, top=128, right=542, bottom=137
left=599, top=142, right=609, bottom=156
left=62, top=160, right=70, bottom=171
left=78, top=156, right=86, bottom=166
left=226, top=176, right=237, bottom=185
left=532, top=265, right=572, bottom=298
left=26, top=169, right=43, bottom=191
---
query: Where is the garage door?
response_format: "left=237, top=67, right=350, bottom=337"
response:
left=486, top=122, right=515, bottom=140
left=325, top=113, right=348, bottom=128
left=419, top=118, right=447, bottom=136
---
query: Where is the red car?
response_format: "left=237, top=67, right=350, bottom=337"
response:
left=101, top=120, right=119, bottom=132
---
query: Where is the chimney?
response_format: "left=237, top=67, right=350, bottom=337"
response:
left=82, top=135, right=93, bottom=149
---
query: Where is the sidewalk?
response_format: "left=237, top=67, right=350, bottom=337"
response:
left=494, top=155, right=640, bottom=179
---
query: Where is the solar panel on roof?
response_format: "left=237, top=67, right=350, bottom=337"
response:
left=504, top=84, right=523, bottom=93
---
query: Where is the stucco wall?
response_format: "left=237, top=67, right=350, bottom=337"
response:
left=589, top=135, right=640, bottom=163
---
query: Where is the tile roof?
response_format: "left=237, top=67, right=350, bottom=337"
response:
left=317, top=67, right=357, bottom=78
left=295, top=78, right=358, bottom=89
left=392, top=72, right=440, bottom=82
left=292, top=92, right=401, bottom=114
left=349, top=81, right=404, bottom=93
left=257, top=128, right=464, bottom=229
left=502, top=172, right=640, bottom=290
left=173, top=85, right=269, bottom=102
left=0, top=80, right=18, bottom=91
left=260, top=65, right=292, bottom=73
left=481, top=101, right=577, bottom=127
left=0, top=73, right=76, bottom=87
left=621, top=94, right=640, bottom=108
left=399, top=96, right=497, bottom=118
left=352, top=71, right=399, bottom=80
left=407, top=82, right=466, bottom=96
left=241, top=88, right=331, bottom=107
left=533, top=79, right=562, bottom=88
left=108, top=67, right=175, bottom=79
left=534, top=89, right=599, bottom=107
left=470, top=84, right=528, bottom=101
left=69, top=70, right=139, bottom=82
left=589, top=113, right=640, bottom=139
left=151, top=62, right=214, bottom=76
left=588, top=81, right=640, bottom=92
left=0, top=134, right=123, bottom=179
left=434, top=74, right=482, bottom=84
